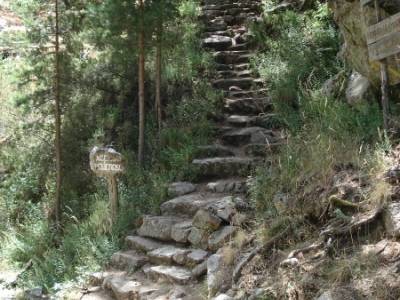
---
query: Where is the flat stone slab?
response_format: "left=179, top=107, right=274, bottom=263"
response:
left=203, top=35, right=232, bottom=50
left=161, top=193, right=226, bottom=217
left=138, top=216, right=187, bottom=242
left=206, top=179, right=247, bottom=193
left=125, top=236, right=164, bottom=253
left=224, top=97, right=272, bottom=115
left=208, top=226, right=237, bottom=251
left=192, top=157, right=253, bottom=178
left=222, top=127, right=275, bottom=146
left=148, top=246, right=190, bottom=265
left=167, top=182, right=196, bottom=198
left=187, top=249, right=209, bottom=265
left=111, top=251, right=148, bottom=270
left=195, top=144, right=235, bottom=159
left=145, top=265, right=192, bottom=285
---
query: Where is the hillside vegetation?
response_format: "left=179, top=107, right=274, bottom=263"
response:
left=1, top=0, right=400, bottom=299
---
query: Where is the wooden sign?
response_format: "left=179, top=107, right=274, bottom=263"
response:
left=366, top=12, right=400, bottom=45
left=90, top=146, right=125, bottom=223
left=90, top=147, right=125, bottom=177
left=368, top=32, right=400, bottom=61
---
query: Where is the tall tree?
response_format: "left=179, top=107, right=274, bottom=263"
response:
left=54, top=0, right=62, bottom=229
left=155, top=18, right=162, bottom=134
left=138, top=0, right=145, bottom=166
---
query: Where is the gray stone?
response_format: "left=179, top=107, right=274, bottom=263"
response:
left=206, top=179, right=247, bottom=194
left=188, top=227, right=209, bottom=250
left=137, top=215, right=186, bottom=241
left=207, top=254, right=233, bottom=297
left=384, top=201, right=400, bottom=237
left=224, top=97, right=272, bottom=115
left=211, top=196, right=236, bottom=222
left=171, top=220, right=192, bottom=243
left=25, top=287, right=45, bottom=300
left=345, top=71, right=372, bottom=106
left=222, top=127, right=275, bottom=147
left=192, top=260, right=208, bottom=278
left=187, top=249, right=209, bottom=265
left=316, top=288, right=362, bottom=300
left=195, top=144, right=235, bottom=159
left=193, top=209, right=222, bottom=231
left=145, top=265, right=192, bottom=285
left=208, top=226, right=237, bottom=251
left=111, top=251, right=148, bottom=270
left=125, top=235, right=163, bottom=253
left=192, top=157, right=253, bottom=178
left=161, top=193, right=225, bottom=217
left=147, top=246, right=190, bottom=265
left=168, top=182, right=196, bottom=198
left=107, top=277, right=141, bottom=300
left=203, top=35, right=232, bottom=50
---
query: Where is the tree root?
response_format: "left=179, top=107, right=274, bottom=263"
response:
left=232, top=226, right=291, bottom=283
left=320, top=206, right=383, bottom=237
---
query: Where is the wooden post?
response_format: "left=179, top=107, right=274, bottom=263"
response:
left=374, top=0, right=390, bottom=131
left=90, top=147, right=124, bottom=226
left=107, top=175, right=118, bottom=223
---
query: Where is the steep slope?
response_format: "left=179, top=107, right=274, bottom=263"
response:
left=77, top=1, right=285, bottom=299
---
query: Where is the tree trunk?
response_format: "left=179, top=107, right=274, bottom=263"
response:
left=155, top=19, right=162, bottom=135
left=138, top=0, right=145, bottom=166
left=54, top=0, right=62, bottom=230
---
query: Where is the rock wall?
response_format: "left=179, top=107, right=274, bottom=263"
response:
left=328, top=0, right=400, bottom=87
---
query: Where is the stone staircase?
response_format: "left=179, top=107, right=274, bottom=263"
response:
left=83, top=1, right=284, bottom=299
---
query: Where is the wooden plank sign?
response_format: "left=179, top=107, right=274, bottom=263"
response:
left=368, top=32, right=400, bottom=61
left=90, top=146, right=125, bottom=223
left=90, top=147, right=125, bottom=177
left=366, top=12, right=400, bottom=45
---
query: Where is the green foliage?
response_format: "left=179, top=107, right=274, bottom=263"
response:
left=249, top=4, right=383, bottom=220
left=252, top=3, right=340, bottom=105
left=0, top=0, right=216, bottom=290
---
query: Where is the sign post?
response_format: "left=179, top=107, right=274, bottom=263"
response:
left=361, top=1, right=400, bottom=131
left=90, top=146, right=125, bottom=223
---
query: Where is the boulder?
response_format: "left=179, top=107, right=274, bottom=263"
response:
left=145, top=265, right=192, bottom=285
left=345, top=71, right=373, bottom=106
left=171, top=221, right=193, bottom=243
left=137, top=216, right=186, bottom=242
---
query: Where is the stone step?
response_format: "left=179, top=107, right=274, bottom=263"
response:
left=227, top=113, right=284, bottom=129
left=192, top=157, right=253, bottom=178
left=224, top=97, right=272, bottom=115
left=213, top=51, right=251, bottom=65
left=161, top=193, right=229, bottom=218
left=148, top=246, right=209, bottom=267
left=125, top=236, right=164, bottom=253
left=137, top=215, right=190, bottom=243
left=244, top=142, right=283, bottom=156
left=206, top=179, right=248, bottom=194
left=111, top=250, right=148, bottom=271
left=221, top=127, right=276, bottom=147
left=194, top=144, right=235, bottom=159
left=217, top=69, right=253, bottom=79
left=213, top=77, right=255, bottom=89
left=168, top=181, right=197, bottom=197
left=144, top=265, right=192, bottom=285
left=227, top=88, right=268, bottom=98
left=103, top=275, right=159, bottom=300
left=203, top=35, right=232, bottom=50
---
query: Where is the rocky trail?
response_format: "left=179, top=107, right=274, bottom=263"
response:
left=77, top=1, right=284, bottom=299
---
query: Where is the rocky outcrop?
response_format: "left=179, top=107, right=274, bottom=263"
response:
left=328, top=0, right=400, bottom=86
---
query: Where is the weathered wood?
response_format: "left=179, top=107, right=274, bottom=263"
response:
left=108, top=176, right=118, bottom=223
left=366, top=12, right=400, bottom=45
left=368, top=32, right=400, bottom=61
